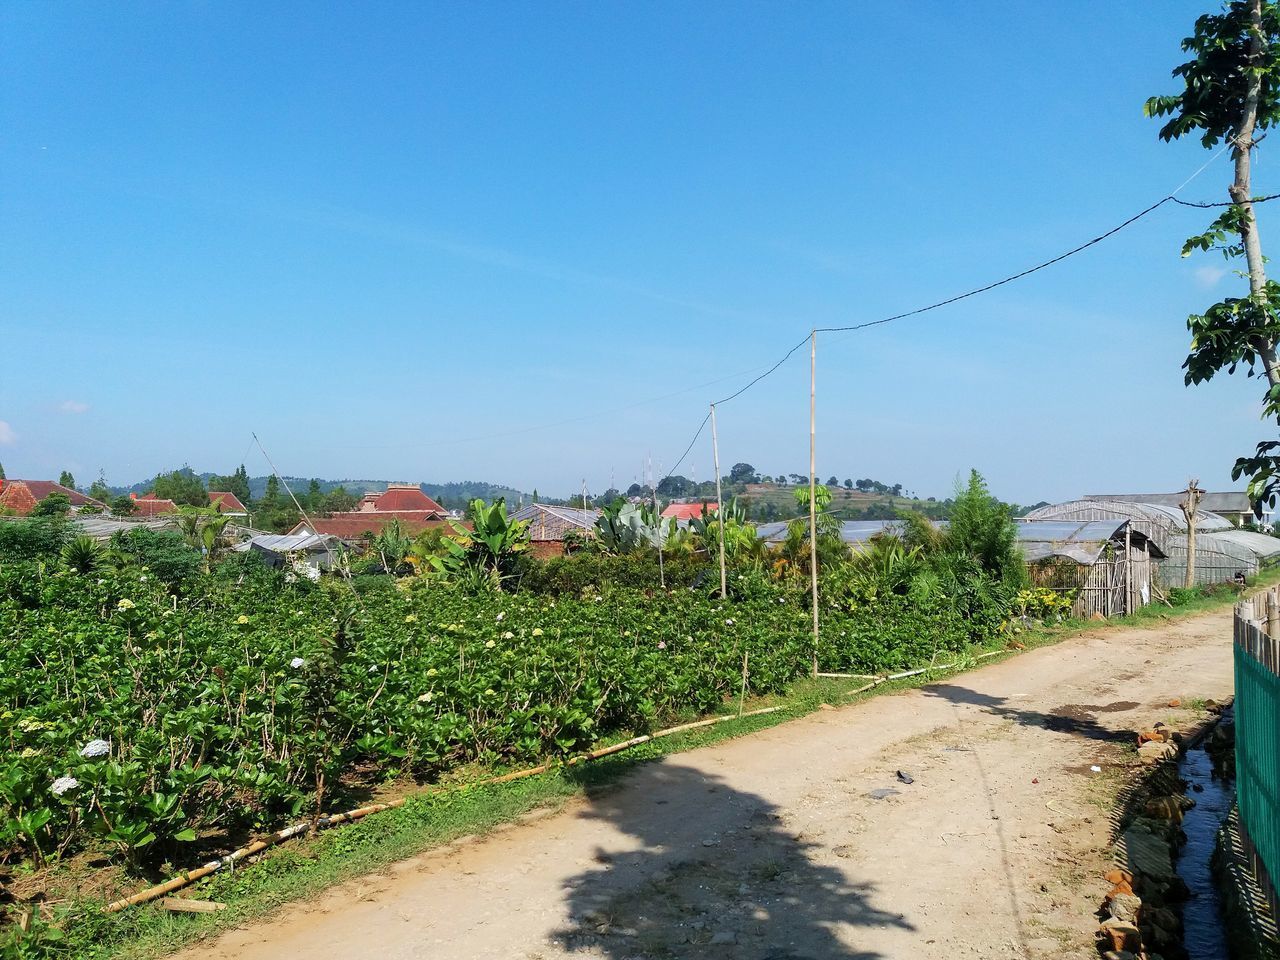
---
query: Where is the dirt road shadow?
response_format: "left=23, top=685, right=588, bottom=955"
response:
left=551, top=761, right=909, bottom=959
left=923, top=682, right=1138, bottom=744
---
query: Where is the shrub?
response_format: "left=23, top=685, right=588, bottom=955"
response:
left=516, top=551, right=711, bottom=595
left=108, top=528, right=202, bottom=588
left=0, top=517, right=71, bottom=562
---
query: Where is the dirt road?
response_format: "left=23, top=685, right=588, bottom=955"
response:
left=173, top=608, right=1235, bottom=960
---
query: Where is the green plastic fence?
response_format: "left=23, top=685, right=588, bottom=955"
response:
left=1236, top=643, right=1280, bottom=892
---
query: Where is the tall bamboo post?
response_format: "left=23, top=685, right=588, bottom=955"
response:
left=1124, top=524, right=1132, bottom=615
left=710, top=403, right=728, bottom=599
left=808, top=329, right=819, bottom=677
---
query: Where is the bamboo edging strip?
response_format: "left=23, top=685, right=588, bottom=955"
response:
left=832, top=650, right=1007, bottom=701
left=103, top=706, right=782, bottom=914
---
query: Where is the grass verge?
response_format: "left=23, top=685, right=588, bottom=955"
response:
left=33, top=570, right=1279, bottom=959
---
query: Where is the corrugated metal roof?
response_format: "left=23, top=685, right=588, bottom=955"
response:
left=1014, top=519, right=1130, bottom=565
left=1015, top=519, right=1126, bottom=542
left=233, top=533, right=340, bottom=554
left=1199, top=528, right=1280, bottom=559
left=1085, top=491, right=1250, bottom=514
left=72, top=516, right=177, bottom=541
left=1026, top=499, right=1232, bottom=532
left=509, top=504, right=600, bottom=528
left=756, top=519, right=907, bottom=545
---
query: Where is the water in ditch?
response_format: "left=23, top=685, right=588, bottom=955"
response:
left=1177, top=737, right=1235, bottom=960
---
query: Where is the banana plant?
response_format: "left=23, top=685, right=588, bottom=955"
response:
left=442, top=498, right=530, bottom=588
left=175, top=506, right=233, bottom=571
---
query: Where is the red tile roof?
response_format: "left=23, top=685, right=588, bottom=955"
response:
left=0, top=480, right=105, bottom=516
left=132, top=494, right=178, bottom=517
left=366, top=485, right=446, bottom=513
left=660, top=502, right=718, bottom=520
left=208, top=491, right=248, bottom=514
left=290, top=513, right=459, bottom=540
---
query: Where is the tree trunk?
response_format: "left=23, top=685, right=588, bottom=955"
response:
left=1235, top=0, right=1280, bottom=387
left=1181, top=481, right=1204, bottom=590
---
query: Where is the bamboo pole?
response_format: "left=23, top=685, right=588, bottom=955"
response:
left=815, top=672, right=880, bottom=680
left=104, top=706, right=783, bottom=914
left=710, top=403, right=728, bottom=599
left=808, top=328, right=820, bottom=677
left=1124, top=524, right=1132, bottom=616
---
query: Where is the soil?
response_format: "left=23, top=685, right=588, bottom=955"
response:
left=170, top=608, right=1237, bottom=960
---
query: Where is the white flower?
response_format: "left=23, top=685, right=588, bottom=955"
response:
left=501, top=631, right=514, bottom=640
left=532, top=628, right=544, bottom=637
left=417, top=691, right=434, bottom=703
left=51, top=776, right=79, bottom=796
left=139, top=575, right=148, bottom=582
left=657, top=641, right=667, bottom=650
left=117, top=598, right=135, bottom=611
left=485, top=639, right=496, bottom=649
left=79, top=739, right=110, bottom=759
left=96, top=579, right=105, bottom=585
left=290, top=657, right=306, bottom=669
left=495, top=612, right=504, bottom=622
left=725, top=618, right=735, bottom=626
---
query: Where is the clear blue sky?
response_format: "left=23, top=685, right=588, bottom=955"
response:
left=1, top=1, right=1269, bottom=502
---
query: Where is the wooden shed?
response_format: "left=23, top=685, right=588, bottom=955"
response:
left=1024, top=499, right=1271, bottom=588
left=1017, top=519, right=1164, bottom=618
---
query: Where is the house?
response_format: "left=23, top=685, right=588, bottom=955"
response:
left=660, top=501, right=718, bottom=521
left=0, top=480, right=106, bottom=516
left=131, top=493, right=179, bottom=517
left=355, top=484, right=447, bottom=514
left=509, top=503, right=600, bottom=558
left=289, top=514, right=456, bottom=542
left=1084, top=491, right=1257, bottom=527
left=286, top=484, right=450, bottom=543
left=208, top=491, right=249, bottom=516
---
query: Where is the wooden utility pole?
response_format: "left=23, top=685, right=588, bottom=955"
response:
left=1181, top=479, right=1204, bottom=589
left=808, top=329, right=819, bottom=677
left=710, top=403, right=728, bottom=599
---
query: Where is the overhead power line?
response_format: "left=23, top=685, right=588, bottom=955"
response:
left=817, top=194, right=1174, bottom=335
left=658, top=151, right=1257, bottom=481
left=1170, top=193, right=1280, bottom=208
